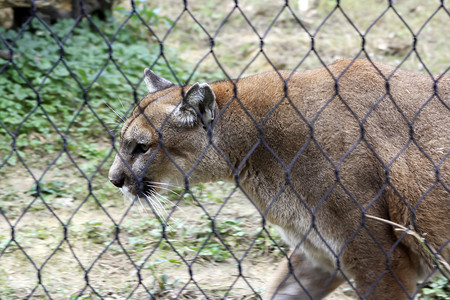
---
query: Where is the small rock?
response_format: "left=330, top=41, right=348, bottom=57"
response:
left=55, top=197, right=74, bottom=207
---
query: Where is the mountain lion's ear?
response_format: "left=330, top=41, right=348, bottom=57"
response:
left=144, top=68, right=175, bottom=93
left=176, top=83, right=216, bottom=127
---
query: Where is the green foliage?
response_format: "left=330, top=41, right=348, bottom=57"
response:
left=30, top=179, right=68, bottom=197
left=144, top=258, right=182, bottom=296
left=114, top=214, right=249, bottom=262
left=0, top=267, right=15, bottom=299
left=418, top=277, right=450, bottom=300
left=0, top=8, right=222, bottom=164
left=83, top=220, right=109, bottom=244
left=176, top=215, right=247, bottom=262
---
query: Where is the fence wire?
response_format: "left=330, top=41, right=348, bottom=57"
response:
left=0, top=0, right=449, bottom=299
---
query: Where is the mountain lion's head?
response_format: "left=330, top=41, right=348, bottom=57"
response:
left=108, top=69, right=223, bottom=203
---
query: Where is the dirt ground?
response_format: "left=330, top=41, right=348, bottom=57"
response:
left=1, top=0, right=448, bottom=299
left=0, top=163, right=356, bottom=299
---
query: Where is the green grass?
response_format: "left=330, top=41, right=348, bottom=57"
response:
left=0, top=7, right=223, bottom=167
left=418, top=277, right=450, bottom=300
left=0, top=7, right=234, bottom=297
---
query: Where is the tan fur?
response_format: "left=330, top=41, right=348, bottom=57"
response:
left=109, top=59, right=449, bottom=299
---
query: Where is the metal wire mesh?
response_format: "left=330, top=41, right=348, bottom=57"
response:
left=0, top=0, right=449, bottom=299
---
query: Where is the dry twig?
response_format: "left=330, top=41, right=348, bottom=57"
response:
left=366, top=214, right=450, bottom=278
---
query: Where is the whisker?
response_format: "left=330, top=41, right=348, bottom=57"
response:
left=148, top=184, right=183, bottom=198
left=137, top=195, right=148, bottom=213
left=148, top=181, right=182, bottom=189
left=144, top=182, right=187, bottom=215
left=128, top=189, right=175, bottom=231
left=152, top=190, right=183, bottom=212
left=104, top=101, right=126, bottom=122
left=117, top=95, right=127, bottom=116
left=151, top=194, right=170, bottom=219
left=143, top=194, right=160, bottom=216
left=145, top=193, right=167, bottom=221
left=149, top=193, right=176, bottom=231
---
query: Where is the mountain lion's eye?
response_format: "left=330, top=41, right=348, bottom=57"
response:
left=138, top=143, right=151, bottom=153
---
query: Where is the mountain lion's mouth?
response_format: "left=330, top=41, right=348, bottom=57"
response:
left=118, top=177, right=156, bottom=198
left=119, top=186, right=136, bottom=201
left=141, top=179, right=157, bottom=198
left=120, top=180, right=179, bottom=222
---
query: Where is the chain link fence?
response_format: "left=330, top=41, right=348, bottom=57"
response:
left=0, top=0, right=449, bottom=299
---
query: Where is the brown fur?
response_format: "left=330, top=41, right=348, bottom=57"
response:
left=109, top=59, right=449, bottom=299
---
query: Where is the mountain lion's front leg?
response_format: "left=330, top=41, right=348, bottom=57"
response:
left=266, top=251, right=344, bottom=300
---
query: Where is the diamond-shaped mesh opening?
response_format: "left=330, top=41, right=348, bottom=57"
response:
left=1, top=0, right=449, bottom=299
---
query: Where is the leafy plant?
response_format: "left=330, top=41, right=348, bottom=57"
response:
left=144, top=258, right=182, bottom=296
left=0, top=267, right=16, bottom=299
left=175, top=215, right=247, bottom=262
left=418, top=277, right=450, bottom=300
left=0, top=8, right=222, bottom=166
left=30, top=179, right=68, bottom=197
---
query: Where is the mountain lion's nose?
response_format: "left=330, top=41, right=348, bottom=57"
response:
left=110, top=177, right=124, bottom=188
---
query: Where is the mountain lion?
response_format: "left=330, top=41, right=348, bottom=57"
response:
left=108, top=59, right=449, bottom=299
